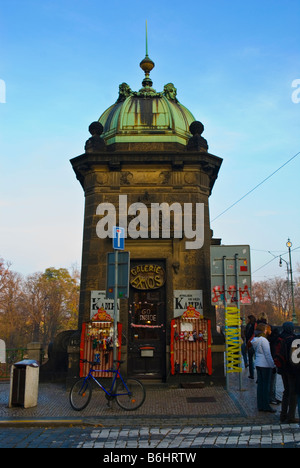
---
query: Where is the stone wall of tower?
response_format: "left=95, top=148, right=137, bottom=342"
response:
left=71, top=138, right=224, bottom=382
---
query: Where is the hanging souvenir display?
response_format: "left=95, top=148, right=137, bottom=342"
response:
left=170, top=305, right=212, bottom=375
left=79, top=311, right=122, bottom=378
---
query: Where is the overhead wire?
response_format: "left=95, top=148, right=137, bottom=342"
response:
left=252, top=245, right=300, bottom=274
left=211, top=150, right=300, bottom=223
left=209, top=149, right=300, bottom=279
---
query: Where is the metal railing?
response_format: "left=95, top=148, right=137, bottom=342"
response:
left=0, top=348, right=27, bottom=380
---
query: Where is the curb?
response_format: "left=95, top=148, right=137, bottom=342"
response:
left=0, top=418, right=88, bottom=427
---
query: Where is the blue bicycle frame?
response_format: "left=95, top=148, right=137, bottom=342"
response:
left=83, top=364, right=131, bottom=398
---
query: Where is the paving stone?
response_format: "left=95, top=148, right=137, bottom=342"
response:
left=0, top=368, right=300, bottom=447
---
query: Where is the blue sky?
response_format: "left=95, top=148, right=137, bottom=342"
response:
left=0, top=0, right=299, bottom=282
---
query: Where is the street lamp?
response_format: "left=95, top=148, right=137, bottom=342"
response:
left=279, top=239, right=296, bottom=324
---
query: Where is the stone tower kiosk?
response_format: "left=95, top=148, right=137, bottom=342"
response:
left=70, top=51, right=224, bottom=382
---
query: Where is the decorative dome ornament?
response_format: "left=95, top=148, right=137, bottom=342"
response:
left=97, top=22, right=203, bottom=148
left=85, top=121, right=106, bottom=152
left=187, top=121, right=209, bottom=151
left=139, top=20, right=155, bottom=90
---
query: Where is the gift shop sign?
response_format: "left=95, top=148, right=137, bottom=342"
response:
left=173, top=290, right=203, bottom=318
left=130, top=264, right=166, bottom=290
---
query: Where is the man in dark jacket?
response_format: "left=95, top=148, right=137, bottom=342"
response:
left=278, top=322, right=298, bottom=423
left=293, top=335, right=300, bottom=426
left=245, top=315, right=256, bottom=379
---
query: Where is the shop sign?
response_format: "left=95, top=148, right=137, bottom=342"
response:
left=130, top=264, right=166, bottom=290
left=173, top=290, right=203, bottom=318
left=132, top=306, right=160, bottom=328
left=90, top=291, right=119, bottom=320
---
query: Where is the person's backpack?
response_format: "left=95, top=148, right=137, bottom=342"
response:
left=290, top=338, right=300, bottom=368
left=273, top=336, right=288, bottom=370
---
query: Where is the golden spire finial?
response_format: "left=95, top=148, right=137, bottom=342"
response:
left=139, top=20, right=155, bottom=86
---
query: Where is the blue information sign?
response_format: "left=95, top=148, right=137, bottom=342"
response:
left=113, top=226, right=125, bottom=250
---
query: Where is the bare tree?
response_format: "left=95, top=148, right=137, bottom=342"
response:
left=0, top=259, right=79, bottom=348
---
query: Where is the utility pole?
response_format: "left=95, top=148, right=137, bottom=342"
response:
left=286, top=239, right=296, bottom=325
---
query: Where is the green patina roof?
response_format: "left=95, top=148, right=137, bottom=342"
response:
left=99, top=52, right=195, bottom=146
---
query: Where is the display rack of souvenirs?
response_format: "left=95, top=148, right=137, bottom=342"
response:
left=79, top=308, right=122, bottom=378
left=170, top=305, right=212, bottom=375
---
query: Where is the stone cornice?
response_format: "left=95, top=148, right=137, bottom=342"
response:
left=70, top=150, right=222, bottom=196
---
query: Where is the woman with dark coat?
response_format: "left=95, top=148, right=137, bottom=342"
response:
left=278, top=322, right=298, bottom=423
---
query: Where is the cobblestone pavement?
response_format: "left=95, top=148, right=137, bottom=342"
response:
left=0, top=368, right=299, bottom=448
left=0, top=423, right=299, bottom=449
left=0, top=424, right=300, bottom=453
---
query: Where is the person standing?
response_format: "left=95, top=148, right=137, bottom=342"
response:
left=296, top=377, right=300, bottom=427
left=245, top=315, right=256, bottom=379
left=241, top=318, right=248, bottom=368
left=275, top=322, right=298, bottom=423
left=257, top=312, right=268, bottom=325
left=292, top=335, right=300, bottom=425
left=251, top=323, right=276, bottom=413
left=268, top=326, right=281, bottom=405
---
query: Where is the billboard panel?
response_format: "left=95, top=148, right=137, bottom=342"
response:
left=210, top=245, right=251, bottom=305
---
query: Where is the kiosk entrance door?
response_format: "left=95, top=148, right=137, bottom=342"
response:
left=128, top=261, right=166, bottom=380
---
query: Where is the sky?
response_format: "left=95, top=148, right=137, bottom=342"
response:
left=0, top=0, right=299, bottom=283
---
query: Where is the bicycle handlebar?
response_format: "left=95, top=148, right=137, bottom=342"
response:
left=80, top=359, right=124, bottom=366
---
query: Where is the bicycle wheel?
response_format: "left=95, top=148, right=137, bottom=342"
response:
left=115, top=378, right=146, bottom=411
left=69, top=378, right=92, bottom=411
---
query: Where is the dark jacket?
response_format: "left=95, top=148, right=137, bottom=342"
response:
left=269, top=327, right=280, bottom=358
left=279, top=322, right=296, bottom=374
left=294, top=334, right=300, bottom=395
left=245, top=318, right=256, bottom=344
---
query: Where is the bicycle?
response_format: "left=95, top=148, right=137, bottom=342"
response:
left=69, top=359, right=146, bottom=411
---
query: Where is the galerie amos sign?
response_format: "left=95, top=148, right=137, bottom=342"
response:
left=130, top=264, right=166, bottom=290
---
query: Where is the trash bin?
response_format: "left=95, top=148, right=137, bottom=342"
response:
left=9, top=359, right=39, bottom=408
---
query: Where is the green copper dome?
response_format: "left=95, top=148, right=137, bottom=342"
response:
left=98, top=54, right=196, bottom=147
